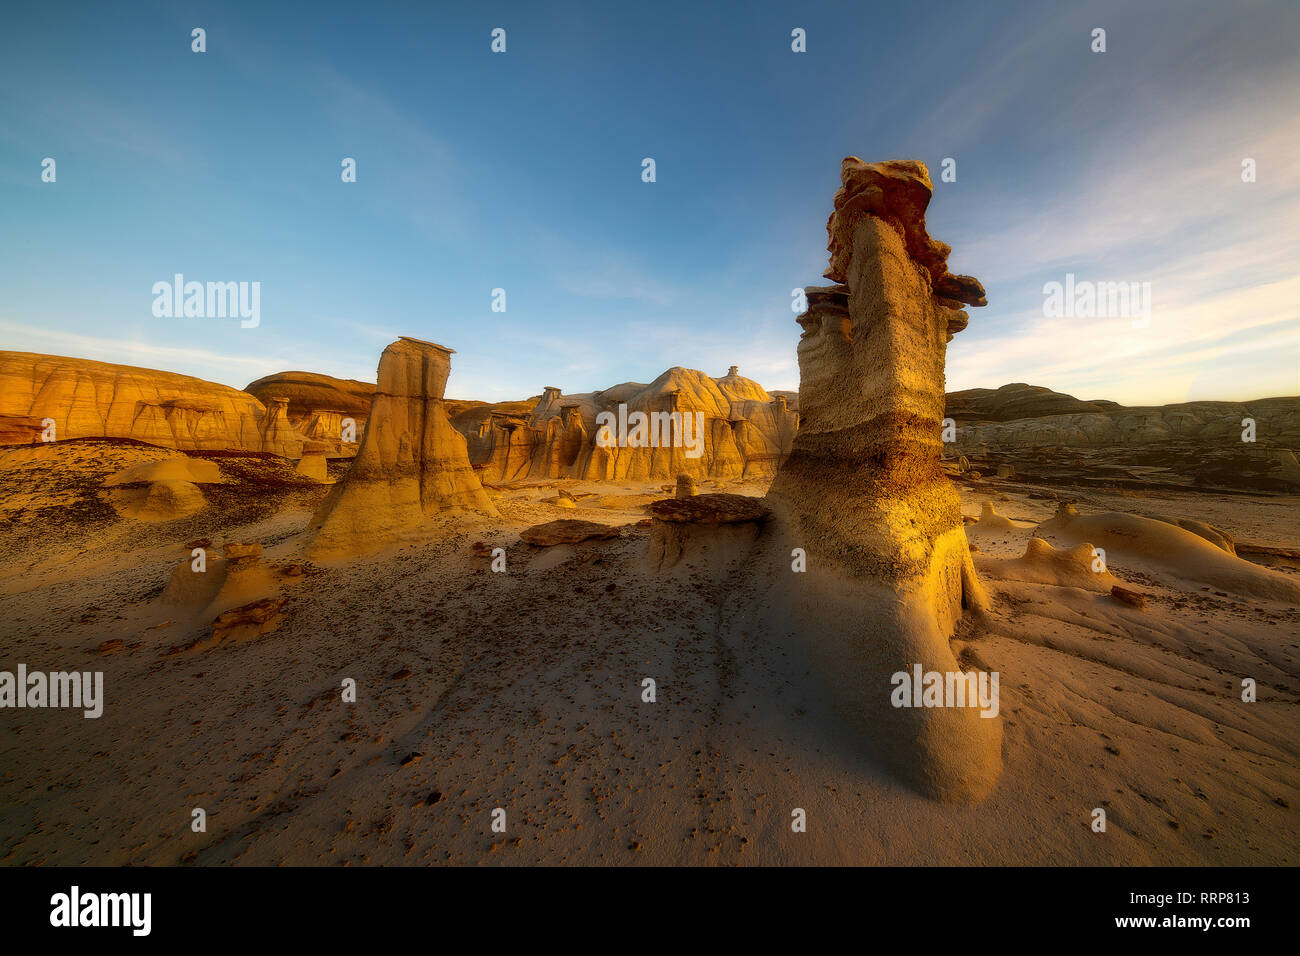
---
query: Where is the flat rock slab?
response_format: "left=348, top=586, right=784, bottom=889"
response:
left=223, top=542, right=263, bottom=561
left=649, top=493, right=772, bottom=525
left=519, top=519, right=621, bottom=546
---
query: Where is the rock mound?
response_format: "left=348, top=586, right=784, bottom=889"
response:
left=1037, top=503, right=1300, bottom=601
left=945, top=383, right=1109, bottom=423
left=649, top=493, right=772, bottom=525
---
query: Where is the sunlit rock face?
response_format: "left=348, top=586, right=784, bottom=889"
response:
left=305, top=337, right=496, bottom=560
left=465, top=366, right=800, bottom=484
left=763, top=158, right=1001, bottom=804
left=0, top=350, right=305, bottom=456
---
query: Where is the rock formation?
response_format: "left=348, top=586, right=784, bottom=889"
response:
left=256, top=397, right=304, bottom=459
left=1037, top=502, right=1300, bottom=601
left=948, top=390, right=1300, bottom=491
left=0, top=351, right=307, bottom=456
left=244, top=370, right=373, bottom=430
left=294, top=440, right=331, bottom=483
left=762, top=158, right=999, bottom=803
left=305, top=338, right=497, bottom=560
left=647, top=493, right=772, bottom=574
left=976, top=537, right=1120, bottom=593
left=101, top=457, right=224, bottom=521
left=245, top=370, right=372, bottom=456
left=461, top=366, right=799, bottom=483
left=975, top=501, right=1016, bottom=531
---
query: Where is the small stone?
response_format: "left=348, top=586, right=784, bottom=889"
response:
left=222, top=541, right=263, bottom=561
left=1110, top=585, right=1146, bottom=608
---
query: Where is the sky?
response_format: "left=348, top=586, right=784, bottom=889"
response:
left=1, top=0, right=1297, bottom=405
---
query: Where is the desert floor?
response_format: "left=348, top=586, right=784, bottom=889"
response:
left=0, top=440, right=1296, bottom=865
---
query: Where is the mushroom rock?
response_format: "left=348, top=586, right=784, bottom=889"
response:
left=101, top=456, right=224, bottom=521
left=294, top=440, right=331, bottom=483
left=761, top=157, right=999, bottom=804
left=646, top=492, right=772, bottom=575
left=675, top=474, right=698, bottom=498
left=479, top=413, right=534, bottom=482
left=305, top=337, right=497, bottom=560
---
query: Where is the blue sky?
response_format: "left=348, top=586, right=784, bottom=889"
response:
left=2, top=0, right=1297, bottom=404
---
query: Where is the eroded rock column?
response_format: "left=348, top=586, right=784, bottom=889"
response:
left=306, top=337, right=497, bottom=559
left=764, top=158, right=999, bottom=803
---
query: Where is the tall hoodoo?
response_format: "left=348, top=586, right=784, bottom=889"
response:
left=305, top=337, right=496, bottom=559
left=764, top=158, right=1000, bottom=803
left=770, top=157, right=985, bottom=593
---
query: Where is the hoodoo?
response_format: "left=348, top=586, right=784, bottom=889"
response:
left=763, top=158, right=1001, bottom=803
left=305, top=337, right=497, bottom=560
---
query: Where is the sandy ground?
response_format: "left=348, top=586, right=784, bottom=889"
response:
left=0, top=440, right=1296, bottom=865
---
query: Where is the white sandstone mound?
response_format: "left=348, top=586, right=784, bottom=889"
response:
left=102, top=456, right=224, bottom=521
left=1038, top=502, right=1300, bottom=601
left=976, top=536, right=1120, bottom=593
left=975, top=501, right=1016, bottom=531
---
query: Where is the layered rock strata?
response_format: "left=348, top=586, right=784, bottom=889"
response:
left=0, top=351, right=306, bottom=456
